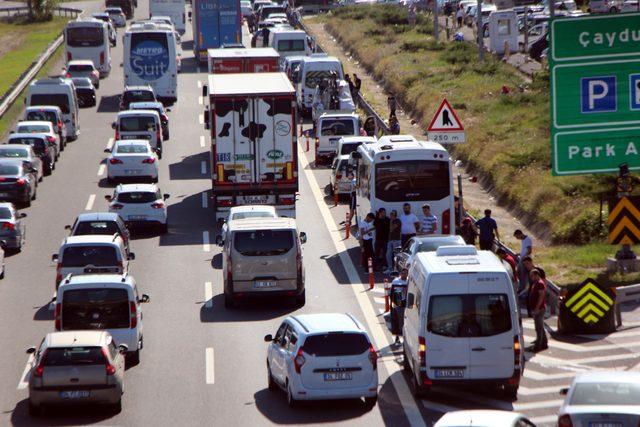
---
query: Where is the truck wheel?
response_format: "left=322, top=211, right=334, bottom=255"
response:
left=295, top=290, right=306, bottom=306
left=28, top=401, right=41, bottom=416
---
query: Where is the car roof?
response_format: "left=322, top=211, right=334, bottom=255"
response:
left=8, top=133, right=46, bottom=140
left=76, top=212, right=120, bottom=222
left=45, top=331, right=109, bottom=348
left=416, top=246, right=507, bottom=274
left=117, top=110, right=160, bottom=118
left=291, top=313, right=364, bottom=334
left=0, top=202, right=14, bottom=209
left=63, top=234, right=120, bottom=245
left=117, top=183, right=158, bottom=192
left=228, top=217, right=296, bottom=231
left=114, top=139, right=151, bottom=146
left=573, top=370, right=640, bottom=384
left=436, top=410, right=525, bottom=425
left=229, top=205, right=277, bottom=214
left=17, top=120, right=52, bottom=127
left=412, top=235, right=466, bottom=245
left=61, top=273, right=133, bottom=287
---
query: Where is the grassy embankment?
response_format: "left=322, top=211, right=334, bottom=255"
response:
left=314, top=6, right=640, bottom=287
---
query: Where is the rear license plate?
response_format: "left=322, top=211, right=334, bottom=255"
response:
left=323, top=372, right=352, bottom=381
left=244, top=195, right=268, bottom=205
left=84, top=267, right=118, bottom=273
left=0, top=193, right=9, bottom=198
left=124, top=170, right=140, bottom=175
left=128, top=215, right=147, bottom=220
left=589, top=423, right=622, bottom=427
left=60, top=390, right=90, bottom=399
left=253, top=281, right=276, bottom=289
left=434, top=369, right=464, bottom=378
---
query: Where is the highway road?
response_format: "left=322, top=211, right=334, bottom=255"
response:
left=1, top=3, right=640, bottom=426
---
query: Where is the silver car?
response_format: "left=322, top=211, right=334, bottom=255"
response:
left=65, top=60, right=100, bottom=89
left=0, top=202, right=26, bottom=251
left=0, top=144, right=43, bottom=183
left=558, top=371, right=640, bottom=426
left=26, top=331, right=126, bottom=416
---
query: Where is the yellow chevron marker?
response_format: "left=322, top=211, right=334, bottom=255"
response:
left=565, top=280, right=614, bottom=324
left=608, top=197, right=640, bottom=224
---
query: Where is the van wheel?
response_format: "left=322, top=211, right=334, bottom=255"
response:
left=267, top=364, right=277, bottom=391
left=402, top=344, right=411, bottom=373
left=364, top=395, right=377, bottom=408
left=287, top=383, right=297, bottom=408
left=110, top=398, right=122, bottom=414
left=295, top=290, right=306, bottom=306
left=224, top=294, right=235, bottom=309
left=412, top=373, right=428, bottom=398
left=502, top=385, right=518, bottom=401
left=28, top=401, right=40, bottom=416
left=128, top=350, right=140, bottom=366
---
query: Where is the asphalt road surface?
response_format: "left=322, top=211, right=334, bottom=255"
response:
left=0, top=3, right=639, bottom=426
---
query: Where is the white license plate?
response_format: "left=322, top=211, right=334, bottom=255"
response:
left=60, top=390, right=90, bottom=399
left=124, top=169, right=140, bottom=175
left=0, top=193, right=9, bottom=198
left=244, top=196, right=268, bottom=205
left=589, top=423, right=622, bottom=427
left=323, top=372, right=352, bottom=381
left=434, top=369, right=464, bottom=378
left=128, top=215, right=147, bottom=220
left=253, top=281, right=276, bottom=289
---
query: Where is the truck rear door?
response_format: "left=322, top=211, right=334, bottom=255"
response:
left=254, top=96, right=295, bottom=187
left=219, top=0, right=240, bottom=46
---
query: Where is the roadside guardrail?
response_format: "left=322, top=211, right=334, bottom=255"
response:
left=0, top=6, right=81, bottom=18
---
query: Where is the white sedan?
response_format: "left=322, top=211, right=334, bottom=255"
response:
left=105, top=183, right=169, bottom=233
left=106, top=140, right=158, bottom=183
left=558, top=371, right=640, bottom=427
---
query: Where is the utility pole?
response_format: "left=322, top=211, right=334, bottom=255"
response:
left=476, top=0, right=483, bottom=61
left=433, top=0, right=440, bottom=43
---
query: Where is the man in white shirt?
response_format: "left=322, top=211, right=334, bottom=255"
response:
left=514, top=229, right=533, bottom=291
left=360, top=212, right=376, bottom=269
left=399, top=203, right=420, bottom=246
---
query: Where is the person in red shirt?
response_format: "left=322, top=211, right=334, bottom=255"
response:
left=528, top=269, right=548, bottom=352
left=497, top=248, right=518, bottom=289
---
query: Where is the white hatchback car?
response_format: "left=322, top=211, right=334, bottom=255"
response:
left=15, top=120, right=60, bottom=161
left=264, top=313, right=378, bottom=407
left=106, top=140, right=158, bottom=183
left=106, top=184, right=169, bottom=232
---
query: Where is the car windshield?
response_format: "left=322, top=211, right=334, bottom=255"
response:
left=0, top=165, right=20, bottom=175
left=26, top=111, right=56, bottom=123
left=116, top=144, right=149, bottom=154
left=231, top=211, right=275, bottom=220
left=570, top=382, right=640, bottom=405
left=0, top=148, right=28, bottom=158
left=116, top=191, right=158, bottom=204
left=321, top=119, right=355, bottom=136
left=428, top=294, right=512, bottom=337
left=61, top=246, right=118, bottom=267
left=17, top=124, right=50, bottom=133
left=0, top=207, right=12, bottom=220
left=62, top=288, right=130, bottom=329
left=305, top=70, right=341, bottom=89
left=340, top=143, right=360, bottom=156
left=74, top=221, right=120, bottom=236
left=73, top=78, right=92, bottom=88
left=375, top=160, right=450, bottom=202
left=303, top=333, right=370, bottom=357
left=69, top=64, right=94, bottom=72
left=119, top=116, right=156, bottom=132
left=29, top=94, right=70, bottom=114
left=233, top=230, right=293, bottom=256
left=43, top=347, right=106, bottom=366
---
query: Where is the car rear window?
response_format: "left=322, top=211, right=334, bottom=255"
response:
left=428, top=294, right=511, bottom=337
left=321, top=119, right=355, bottom=136
left=303, top=333, right=370, bottom=357
left=116, top=191, right=158, bottom=204
left=123, top=90, right=155, bottom=104
left=74, top=221, right=119, bottom=236
left=43, top=347, right=105, bottom=366
left=0, top=207, right=12, bottom=220
left=116, top=144, right=149, bottom=154
left=0, top=165, right=20, bottom=175
left=73, top=79, right=93, bottom=88
left=17, top=124, right=50, bottom=133
left=69, top=64, right=94, bottom=72
left=340, top=143, right=359, bottom=156
left=29, top=94, right=71, bottom=114
left=233, top=230, right=293, bottom=256
left=62, top=288, right=129, bottom=329
left=119, top=116, right=156, bottom=132
left=11, top=137, right=46, bottom=152
left=26, top=111, right=56, bottom=123
left=570, top=382, right=640, bottom=406
left=230, top=212, right=275, bottom=220
left=61, top=246, right=118, bottom=267
left=0, top=148, right=28, bottom=158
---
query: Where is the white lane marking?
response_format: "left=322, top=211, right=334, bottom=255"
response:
left=97, top=164, right=106, bottom=177
left=205, top=347, right=215, bottom=384
left=85, top=194, right=96, bottom=211
left=17, top=354, right=34, bottom=389
left=197, top=80, right=202, bottom=88
left=200, top=160, right=207, bottom=175
left=517, top=384, right=571, bottom=396
left=373, top=296, right=385, bottom=305
left=199, top=114, right=204, bottom=125
left=202, top=231, right=210, bottom=252
left=524, top=369, right=583, bottom=381
left=198, top=96, right=203, bottom=105
left=202, top=192, right=208, bottom=208
left=531, top=350, right=640, bottom=366
left=205, top=282, right=213, bottom=308
left=514, top=399, right=564, bottom=411
left=200, top=135, right=205, bottom=148
left=522, top=332, right=640, bottom=352
left=299, top=145, right=428, bottom=426
left=530, top=415, right=560, bottom=425
left=106, top=137, right=114, bottom=150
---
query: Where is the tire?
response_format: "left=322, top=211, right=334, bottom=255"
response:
left=224, top=294, right=235, bottom=309
left=295, top=289, right=306, bottom=306
left=0, top=266, right=5, bottom=279
left=28, top=401, right=41, bottom=417
left=24, top=194, right=31, bottom=208
left=502, top=385, right=518, bottom=401
left=111, top=398, right=122, bottom=414
left=610, top=6, right=618, bottom=12
left=287, top=383, right=297, bottom=408
left=267, top=364, right=277, bottom=391
left=128, top=350, right=140, bottom=366
left=364, top=395, right=378, bottom=408
left=31, top=187, right=36, bottom=201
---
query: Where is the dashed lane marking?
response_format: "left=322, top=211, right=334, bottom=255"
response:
left=197, top=80, right=202, bottom=88
left=97, top=164, right=106, bottom=177
left=17, top=354, right=34, bottom=390
left=206, top=347, right=214, bottom=384
left=106, top=137, right=114, bottom=150
left=205, top=282, right=213, bottom=308
left=199, top=114, right=204, bottom=125
left=203, top=231, right=210, bottom=252
left=201, top=160, right=207, bottom=175
left=85, top=194, right=95, bottom=211
left=200, top=135, right=205, bottom=148
left=202, top=192, right=208, bottom=208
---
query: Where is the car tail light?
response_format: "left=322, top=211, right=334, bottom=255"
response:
left=558, top=415, right=573, bottom=427
left=54, top=303, right=61, bottom=330
left=57, top=121, right=62, bottom=132
left=369, top=344, right=378, bottom=370
left=130, top=301, right=137, bottom=328
left=142, top=157, right=156, bottom=164
left=293, top=348, right=306, bottom=373
left=92, top=70, right=99, bottom=78
left=151, top=202, right=164, bottom=209
left=67, top=52, right=72, bottom=61
left=156, top=125, right=161, bottom=142
left=315, top=137, right=319, bottom=149
left=16, top=178, right=26, bottom=186
left=418, top=336, right=426, bottom=367
left=101, top=347, right=117, bottom=375
left=33, top=349, right=48, bottom=378
left=161, top=114, right=168, bottom=123
left=2, top=222, right=14, bottom=230
left=100, top=51, right=105, bottom=65
left=109, top=158, right=123, bottom=164
left=442, top=209, right=450, bottom=234
left=65, top=73, right=72, bottom=78
left=111, top=203, right=124, bottom=210
left=513, top=335, right=521, bottom=369
left=218, top=198, right=233, bottom=207
left=115, top=129, right=120, bottom=140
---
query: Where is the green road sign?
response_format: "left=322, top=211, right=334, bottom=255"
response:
left=550, top=12, right=640, bottom=176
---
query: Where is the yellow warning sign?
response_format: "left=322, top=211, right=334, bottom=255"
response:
left=565, top=279, right=614, bottom=324
left=608, top=196, right=640, bottom=245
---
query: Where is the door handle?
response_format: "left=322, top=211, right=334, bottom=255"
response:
left=471, top=347, right=486, bottom=352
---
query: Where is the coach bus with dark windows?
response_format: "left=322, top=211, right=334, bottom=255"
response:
left=64, top=19, right=111, bottom=77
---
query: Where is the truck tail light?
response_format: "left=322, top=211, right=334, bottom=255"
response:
left=418, top=336, right=426, bottom=367
left=54, top=303, right=61, bottom=330
left=217, top=164, right=224, bottom=183
left=442, top=209, right=450, bottom=234
left=280, top=195, right=295, bottom=205
left=286, top=161, right=293, bottom=180
left=293, top=348, right=306, bottom=373
left=514, top=335, right=522, bottom=369
left=129, top=301, right=137, bottom=328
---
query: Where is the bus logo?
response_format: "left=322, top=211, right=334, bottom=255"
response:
left=130, top=39, right=169, bottom=81
left=275, top=120, right=291, bottom=136
left=266, top=149, right=284, bottom=160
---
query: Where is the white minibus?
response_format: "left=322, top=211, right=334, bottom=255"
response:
left=64, top=18, right=111, bottom=76
left=26, top=78, right=80, bottom=141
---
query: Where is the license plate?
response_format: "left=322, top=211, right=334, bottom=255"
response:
left=589, top=423, right=622, bottom=427
left=434, top=369, right=464, bottom=378
left=253, top=281, right=276, bottom=288
left=84, top=267, right=118, bottom=273
left=60, top=390, right=90, bottom=399
left=128, top=215, right=147, bottom=220
left=323, top=372, right=352, bottom=381
left=244, top=196, right=268, bottom=205
left=0, top=193, right=9, bottom=198
left=124, top=170, right=140, bottom=175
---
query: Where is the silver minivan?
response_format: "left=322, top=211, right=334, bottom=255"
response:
left=217, top=218, right=307, bottom=308
left=112, top=110, right=163, bottom=158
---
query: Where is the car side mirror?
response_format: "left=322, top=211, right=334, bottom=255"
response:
left=104, top=148, right=111, bottom=153
left=19, top=213, right=27, bottom=218
left=128, top=252, right=136, bottom=260
left=163, top=194, right=170, bottom=200
left=140, top=293, right=150, bottom=303
left=26, top=346, right=36, bottom=354
left=118, top=344, right=128, bottom=354
left=64, top=224, right=71, bottom=230
left=299, top=232, right=307, bottom=244
left=51, top=253, right=59, bottom=262
left=105, top=195, right=112, bottom=202
left=264, top=334, right=273, bottom=342
left=111, top=122, right=116, bottom=129
left=215, top=235, right=223, bottom=246
left=406, top=292, right=415, bottom=308
left=560, top=387, right=569, bottom=395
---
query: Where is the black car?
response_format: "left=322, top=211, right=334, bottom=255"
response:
left=7, top=134, right=55, bottom=175
left=119, top=85, right=157, bottom=110
left=0, top=159, right=37, bottom=207
left=71, top=77, right=97, bottom=108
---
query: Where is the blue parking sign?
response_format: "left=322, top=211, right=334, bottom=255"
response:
left=581, top=76, right=616, bottom=113
left=630, top=74, right=640, bottom=111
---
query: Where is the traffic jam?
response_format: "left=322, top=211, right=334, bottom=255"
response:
left=1, top=0, right=639, bottom=425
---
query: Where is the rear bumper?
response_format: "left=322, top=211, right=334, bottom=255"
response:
left=290, top=376, right=378, bottom=400
left=29, top=385, right=122, bottom=406
left=229, top=278, right=301, bottom=294
left=0, top=187, right=30, bottom=202
left=0, top=233, right=21, bottom=248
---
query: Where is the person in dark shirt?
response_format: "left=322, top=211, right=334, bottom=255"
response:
left=374, top=208, right=390, bottom=271
left=386, top=210, right=402, bottom=274
left=474, top=209, right=500, bottom=251
left=460, top=217, right=477, bottom=245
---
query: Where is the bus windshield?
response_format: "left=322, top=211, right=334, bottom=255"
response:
left=375, top=160, right=450, bottom=202
left=67, top=27, right=104, bottom=47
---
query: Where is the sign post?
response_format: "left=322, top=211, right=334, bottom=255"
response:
left=427, top=98, right=466, bottom=144
left=550, top=13, right=640, bottom=175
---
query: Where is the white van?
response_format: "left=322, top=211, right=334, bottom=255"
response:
left=54, top=273, right=149, bottom=363
left=402, top=245, right=524, bottom=399
left=297, top=55, right=343, bottom=117
left=64, top=18, right=111, bottom=76
left=269, top=29, right=311, bottom=59
left=315, top=111, right=359, bottom=164
left=113, top=110, right=163, bottom=156
left=26, top=78, right=80, bottom=141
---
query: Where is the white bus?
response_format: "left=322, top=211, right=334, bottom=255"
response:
left=353, top=135, right=455, bottom=234
left=149, top=0, right=186, bottom=34
left=64, top=19, right=111, bottom=76
left=123, top=22, right=179, bottom=103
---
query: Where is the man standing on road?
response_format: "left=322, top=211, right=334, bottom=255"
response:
left=521, top=256, right=546, bottom=316
left=515, top=229, right=533, bottom=288
left=353, top=74, right=362, bottom=101
left=348, top=172, right=357, bottom=227
left=374, top=208, right=390, bottom=271
left=475, top=209, right=499, bottom=251
left=528, top=269, right=548, bottom=352
left=391, top=268, right=409, bottom=345
left=360, top=213, right=376, bottom=269
left=399, top=203, right=420, bottom=246
left=456, top=5, right=463, bottom=28
left=420, top=204, right=438, bottom=235
left=386, top=210, right=402, bottom=274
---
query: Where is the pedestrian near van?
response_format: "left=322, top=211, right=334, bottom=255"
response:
left=391, top=268, right=409, bottom=345
left=374, top=208, right=390, bottom=270
left=345, top=74, right=354, bottom=97
left=497, top=248, right=518, bottom=292
left=528, top=269, right=548, bottom=352
left=390, top=115, right=400, bottom=135
left=459, top=217, right=477, bottom=245
left=514, top=229, right=533, bottom=289
left=420, top=204, right=438, bottom=235
left=360, top=213, right=376, bottom=269
left=353, top=74, right=362, bottom=100
left=475, top=209, right=499, bottom=251
left=386, top=210, right=402, bottom=274
left=348, top=172, right=357, bottom=226
left=521, top=256, right=545, bottom=316
left=399, top=203, right=420, bottom=246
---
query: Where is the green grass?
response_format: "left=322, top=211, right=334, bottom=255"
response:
left=311, top=6, right=616, bottom=244
left=0, top=17, right=68, bottom=98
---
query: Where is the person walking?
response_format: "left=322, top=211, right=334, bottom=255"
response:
left=456, top=5, right=463, bottom=29
left=459, top=217, right=477, bottom=245
left=345, top=74, right=355, bottom=97
left=386, top=210, right=402, bottom=274
left=360, top=213, right=376, bottom=269
left=514, top=229, right=533, bottom=289
left=348, top=172, right=357, bottom=226
left=474, top=209, right=499, bottom=251
left=387, top=94, right=397, bottom=118
left=399, top=203, right=420, bottom=246
left=420, top=204, right=438, bottom=235
left=390, top=115, right=400, bottom=135
left=353, top=74, right=362, bottom=100
left=528, top=269, right=548, bottom=352
left=374, top=208, right=390, bottom=271
left=390, top=268, right=409, bottom=345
